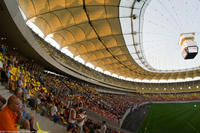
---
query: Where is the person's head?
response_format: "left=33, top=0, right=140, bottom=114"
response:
left=7, top=95, right=20, bottom=112
left=102, top=121, right=106, bottom=125
left=80, top=109, right=87, bottom=115
left=73, top=104, right=79, bottom=111
left=79, top=109, right=85, bottom=114
left=14, top=88, right=23, bottom=99
left=19, top=75, right=23, bottom=80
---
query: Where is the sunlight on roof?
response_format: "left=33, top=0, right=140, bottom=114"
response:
left=126, top=77, right=133, bottom=81
left=194, top=77, right=200, bottom=80
left=26, top=20, right=44, bottom=38
left=142, top=79, right=149, bottom=82
left=46, top=34, right=53, bottom=38
left=18, top=6, right=27, bottom=21
left=112, top=73, right=118, bottom=78
left=95, top=67, right=103, bottom=73
left=150, top=79, right=157, bottom=82
left=176, top=79, right=184, bottom=82
left=104, top=71, right=111, bottom=76
left=132, top=76, right=200, bottom=83
left=185, top=77, right=192, bottom=80
left=44, top=34, right=60, bottom=50
left=119, top=76, right=126, bottom=80
left=86, top=62, right=95, bottom=69
left=74, top=56, right=85, bottom=64
left=20, top=1, right=200, bottom=84
left=168, top=79, right=175, bottom=82
left=61, top=47, right=74, bottom=58
left=159, top=80, right=167, bottom=83
left=133, top=78, right=141, bottom=82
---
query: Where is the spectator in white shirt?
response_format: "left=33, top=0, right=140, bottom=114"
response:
left=77, top=109, right=87, bottom=133
left=100, top=121, right=107, bottom=133
left=51, top=102, right=59, bottom=123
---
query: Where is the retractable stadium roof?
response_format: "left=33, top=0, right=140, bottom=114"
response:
left=17, top=0, right=200, bottom=82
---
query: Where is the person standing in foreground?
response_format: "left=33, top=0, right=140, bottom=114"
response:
left=68, top=104, right=85, bottom=128
left=100, top=121, right=107, bottom=133
left=77, top=109, right=87, bottom=133
left=0, top=95, right=21, bottom=132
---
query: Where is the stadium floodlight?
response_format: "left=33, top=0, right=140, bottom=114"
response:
left=132, top=14, right=137, bottom=19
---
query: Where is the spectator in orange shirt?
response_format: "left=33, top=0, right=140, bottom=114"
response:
left=0, top=95, right=21, bottom=132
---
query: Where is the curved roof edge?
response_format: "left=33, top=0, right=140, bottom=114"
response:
left=2, top=0, right=200, bottom=94
left=2, top=0, right=137, bottom=93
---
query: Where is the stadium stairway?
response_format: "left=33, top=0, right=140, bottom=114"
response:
left=121, top=103, right=151, bottom=133
left=0, top=85, right=66, bottom=133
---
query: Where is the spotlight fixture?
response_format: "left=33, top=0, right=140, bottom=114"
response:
left=132, top=14, right=136, bottom=19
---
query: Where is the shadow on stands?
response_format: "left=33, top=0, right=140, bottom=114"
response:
left=121, top=103, right=152, bottom=133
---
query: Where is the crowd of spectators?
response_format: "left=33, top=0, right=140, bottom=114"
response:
left=2, top=34, right=199, bottom=132
left=0, top=37, right=146, bottom=132
left=36, top=33, right=200, bottom=94
left=36, top=34, right=137, bottom=90
left=144, top=92, right=200, bottom=101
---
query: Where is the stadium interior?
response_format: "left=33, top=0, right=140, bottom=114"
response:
left=0, top=0, right=200, bottom=133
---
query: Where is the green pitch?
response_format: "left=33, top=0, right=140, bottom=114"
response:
left=138, top=102, right=200, bottom=133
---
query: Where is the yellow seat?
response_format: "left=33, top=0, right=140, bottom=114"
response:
left=17, top=124, right=20, bottom=129
left=36, top=122, right=49, bottom=133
